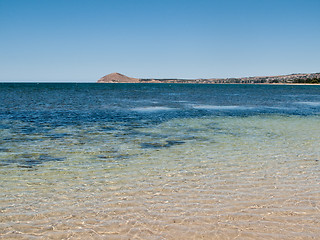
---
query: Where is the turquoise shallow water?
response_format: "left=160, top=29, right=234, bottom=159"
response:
left=0, top=83, right=320, bottom=239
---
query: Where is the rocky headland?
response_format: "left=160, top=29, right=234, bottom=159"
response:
left=97, top=73, right=140, bottom=83
left=97, top=72, right=320, bottom=84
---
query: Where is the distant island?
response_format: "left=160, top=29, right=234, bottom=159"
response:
left=97, top=72, right=320, bottom=84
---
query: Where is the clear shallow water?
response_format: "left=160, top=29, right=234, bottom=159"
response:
left=0, top=83, right=320, bottom=239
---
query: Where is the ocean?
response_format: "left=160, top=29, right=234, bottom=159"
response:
left=0, top=83, right=320, bottom=239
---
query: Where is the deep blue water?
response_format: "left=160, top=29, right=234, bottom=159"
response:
left=1, top=83, right=320, bottom=126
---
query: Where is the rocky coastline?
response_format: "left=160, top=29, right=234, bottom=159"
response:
left=97, top=72, right=320, bottom=84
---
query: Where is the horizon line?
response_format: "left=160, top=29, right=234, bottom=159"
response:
left=1, top=71, right=320, bottom=83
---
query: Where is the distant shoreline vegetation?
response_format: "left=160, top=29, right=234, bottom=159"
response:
left=97, top=72, right=320, bottom=84
left=292, top=78, right=319, bottom=84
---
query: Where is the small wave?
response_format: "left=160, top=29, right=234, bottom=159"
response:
left=190, top=105, right=253, bottom=110
left=295, top=102, right=320, bottom=107
left=131, top=106, right=176, bottom=112
left=263, top=106, right=293, bottom=110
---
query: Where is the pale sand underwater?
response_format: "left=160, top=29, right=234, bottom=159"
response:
left=1, top=115, right=319, bottom=239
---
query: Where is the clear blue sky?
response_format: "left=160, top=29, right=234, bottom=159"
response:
left=1, top=0, right=319, bottom=82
